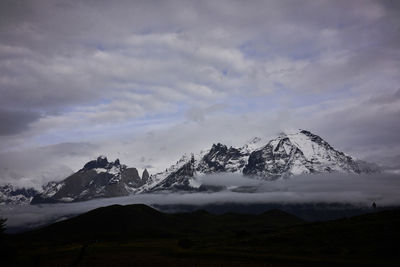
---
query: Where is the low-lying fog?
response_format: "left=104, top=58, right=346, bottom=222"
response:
left=1, top=173, right=400, bottom=232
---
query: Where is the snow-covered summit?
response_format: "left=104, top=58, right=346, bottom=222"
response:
left=243, top=129, right=370, bottom=179
left=148, top=129, right=379, bottom=192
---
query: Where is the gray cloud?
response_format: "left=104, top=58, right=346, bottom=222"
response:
left=0, top=0, right=399, bottom=185
left=0, top=108, right=41, bottom=135
left=1, top=172, right=399, bottom=231
left=185, top=103, right=227, bottom=122
left=367, top=88, right=400, bottom=105
left=0, top=0, right=396, bottom=112
left=0, top=142, right=98, bottom=188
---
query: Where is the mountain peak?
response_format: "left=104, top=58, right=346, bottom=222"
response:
left=280, top=129, right=314, bottom=137
left=243, top=129, right=369, bottom=178
left=83, top=156, right=109, bottom=170
left=82, top=156, right=123, bottom=171
left=248, top=137, right=262, bottom=144
left=142, top=169, right=150, bottom=181
left=299, top=129, right=313, bottom=135
left=212, top=143, right=227, bottom=149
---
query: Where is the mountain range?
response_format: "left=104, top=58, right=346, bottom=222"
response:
left=0, top=130, right=379, bottom=205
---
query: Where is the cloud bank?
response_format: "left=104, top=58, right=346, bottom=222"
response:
left=1, top=172, right=399, bottom=231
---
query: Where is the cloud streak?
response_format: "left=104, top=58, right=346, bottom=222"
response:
left=1, top=172, right=399, bottom=231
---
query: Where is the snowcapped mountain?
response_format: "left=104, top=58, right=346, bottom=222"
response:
left=145, top=130, right=378, bottom=192
left=0, top=184, right=39, bottom=205
left=1, top=129, right=380, bottom=205
left=141, top=136, right=268, bottom=193
left=146, top=141, right=254, bottom=192
left=31, top=156, right=149, bottom=204
left=243, top=130, right=366, bottom=178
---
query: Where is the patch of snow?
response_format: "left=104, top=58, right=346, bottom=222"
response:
left=286, top=131, right=327, bottom=162
left=227, top=185, right=239, bottom=190
left=109, top=176, right=121, bottom=184
left=94, top=168, right=108, bottom=174
left=43, top=182, right=65, bottom=197
left=59, top=197, right=74, bottom=202
left=95, top=186, right=105, bottom=194
left=241, top=136, right=266, bottom=153
left=290, top=159, right=310, bottom=175
left=108, top=166, right=120, bottom=176
left=188, top=177, right=201, bottom=188
left=79, top=189, right=89, bottom=196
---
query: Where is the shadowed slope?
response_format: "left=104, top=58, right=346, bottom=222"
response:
left=30, top=204, right=171, bottom=240
left=22, top=204, right=304, bottom=242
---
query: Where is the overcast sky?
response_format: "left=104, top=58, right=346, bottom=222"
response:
left=1, top=0, right=400, bottom=188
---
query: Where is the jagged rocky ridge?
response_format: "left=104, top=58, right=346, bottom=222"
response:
left=31, top=156, right=149, bottom=204
left=0, top=184, right=39, bottom=205
left=1, top=130, right=379, bottom=204
left=143, top=130, right=378, bottom=192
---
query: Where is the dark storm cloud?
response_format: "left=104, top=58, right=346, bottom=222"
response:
left=0, top=108, right=41, bottom=135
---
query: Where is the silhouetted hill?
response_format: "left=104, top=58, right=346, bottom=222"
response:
left=3, top=205, right=400, bottom=266
left=21, top=204, right=304, bottom=242
left=28, top=204, right=171, bottom=241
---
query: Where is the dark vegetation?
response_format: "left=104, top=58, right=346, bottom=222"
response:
left=1, top=204, right=399, bottom=266
left=154, top=202, right=383, bottom=221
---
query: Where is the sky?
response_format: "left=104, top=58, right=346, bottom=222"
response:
left=0, top=0, right=400, bottom=189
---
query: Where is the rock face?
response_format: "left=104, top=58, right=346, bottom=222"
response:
left=150, top=156, right=197, bottom=192
left=197, top=143, right=249, bottom=173
left=0, top=184, right=39, bottom=205
left=141, top=169, right=150, bottom=183
left=145, top=130, right=378, bottom=192
left=31, top=156, right=147, bottom=204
